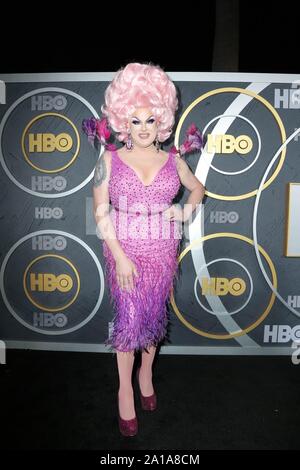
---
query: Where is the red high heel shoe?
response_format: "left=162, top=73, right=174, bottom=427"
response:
left=118, top=395, right=138, bottom=437
left=136, top=367, right=157, bottom=411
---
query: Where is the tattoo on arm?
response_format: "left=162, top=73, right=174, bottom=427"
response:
left=93, top=156, right=107, bottom=187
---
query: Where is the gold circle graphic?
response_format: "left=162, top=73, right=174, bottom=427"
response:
left=21, top=112, right=80, bottom=173
left=23, top=254, right=80, bottom=312
left=175, top=87, right=286, bottom=200
left=170, top=232, right=277, bottom=339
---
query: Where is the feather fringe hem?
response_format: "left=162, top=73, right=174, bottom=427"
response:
left=102, top=240, right=181, bottom=354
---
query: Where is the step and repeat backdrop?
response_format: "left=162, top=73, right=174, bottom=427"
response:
left=0, top=71, right=300, bottom=355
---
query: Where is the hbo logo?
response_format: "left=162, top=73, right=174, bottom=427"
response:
left=31, top=95, right=67, bottom=111
left=210, top=211, right=239, bottom=223
left=29, top=133, right=72, bottom=152
left=207, top=134, right=253, bottom=154
left=202, top=277, right=246, bottom=296
left=33, top=313, right=67, bottom=328
left=264, top=325, right=300, bottom=343
left=31, top=176, right=67, bottom=192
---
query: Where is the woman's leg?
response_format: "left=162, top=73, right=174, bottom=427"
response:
left=139, top=345, right=156, bottom=396
left=116, top=350, right=136, bottom=420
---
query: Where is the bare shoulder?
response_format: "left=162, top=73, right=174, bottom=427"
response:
left=174, top=152, right=189, bottom=173
left=101, top=149, right=112, bottom=166
left=93, top=150, right=112, bottom=187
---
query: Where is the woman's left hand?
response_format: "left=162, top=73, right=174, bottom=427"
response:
left=162, top=203, right=184, bottom=222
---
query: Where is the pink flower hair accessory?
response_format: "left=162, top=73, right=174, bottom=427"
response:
left=82, top=117, right=117, bottom=151
left=170, top=123, right=203, bottom=157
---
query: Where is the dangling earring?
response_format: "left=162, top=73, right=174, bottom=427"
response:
left=126, top=132, right=133, bottom=150
left=155, top=138, right=160, bottom=153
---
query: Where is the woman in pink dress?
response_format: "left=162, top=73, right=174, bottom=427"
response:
left=92, top=62, right=205, bottom=436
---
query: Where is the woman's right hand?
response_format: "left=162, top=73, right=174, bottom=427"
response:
left=115, top=254, right=139, bottom=291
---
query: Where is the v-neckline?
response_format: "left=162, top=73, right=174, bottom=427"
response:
left=114, top=149, right=171, bottom=188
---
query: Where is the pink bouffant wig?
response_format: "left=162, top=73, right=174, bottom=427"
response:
left=101, top=62, right=178, bottom=143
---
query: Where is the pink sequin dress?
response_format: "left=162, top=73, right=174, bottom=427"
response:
left=103, top=148, right=182, bottom=353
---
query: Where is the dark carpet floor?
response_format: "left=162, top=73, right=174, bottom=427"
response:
left=1, top=350, right=300, bottom=450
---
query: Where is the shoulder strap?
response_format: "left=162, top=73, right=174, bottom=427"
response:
left=109, top=148, right=120, bottom=176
